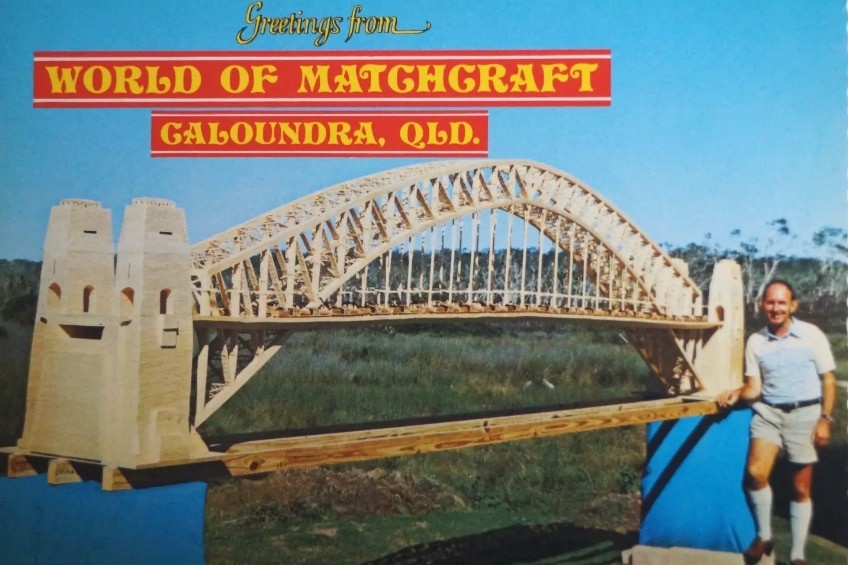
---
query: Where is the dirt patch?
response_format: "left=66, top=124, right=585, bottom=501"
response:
left=308, top=526, right=338, bottom=537
left=581, top=492, right=641, bottom=533
left=206, top=467, right=469, bottom=525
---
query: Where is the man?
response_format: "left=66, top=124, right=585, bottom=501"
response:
left=717, top=279, right=836, bottom=565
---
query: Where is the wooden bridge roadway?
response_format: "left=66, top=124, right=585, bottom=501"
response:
left=3, top=396, right=720, bottom=490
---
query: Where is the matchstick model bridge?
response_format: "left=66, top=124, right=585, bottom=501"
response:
left=8, top=160, right=743, bottom=489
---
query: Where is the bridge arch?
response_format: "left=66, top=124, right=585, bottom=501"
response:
left=190, top=160, right=702, bottom=320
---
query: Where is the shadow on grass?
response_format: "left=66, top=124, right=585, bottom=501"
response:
left=360, top=522, right=637, bottom=565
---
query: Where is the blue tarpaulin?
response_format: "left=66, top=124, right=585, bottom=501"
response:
left=0, top=475, right=206, bottom=565
left=639, top=408, right=755, bottom=552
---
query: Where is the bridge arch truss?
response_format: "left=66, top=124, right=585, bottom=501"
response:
left=190, top=160, right=702, bottom=320
left=187, top=161, right=716, bottom=427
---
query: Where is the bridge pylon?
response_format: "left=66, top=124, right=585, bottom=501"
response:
left=694, top=258, right=744, bottom=396
left=19, top=198, right=205, bottom=468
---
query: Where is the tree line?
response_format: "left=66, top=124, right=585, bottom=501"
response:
left=0, top=219, right=844, bottom=331
left=664, top=220, right=846, bottom=332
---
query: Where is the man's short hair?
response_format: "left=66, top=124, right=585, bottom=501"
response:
left=761, top=278, right=796, bottom=300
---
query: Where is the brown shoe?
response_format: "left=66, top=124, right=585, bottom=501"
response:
left=743, top=537, right=774, bottom=565
left=790, top=560, right=807, bottom=565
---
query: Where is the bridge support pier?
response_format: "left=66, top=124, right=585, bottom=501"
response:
left=19, top=198, right=205, bottom=468
left=629, top=260, right=751, bottom=561
left=692, top=259, right=745, bottom=397
left=627, top=259, right=744, bottom=397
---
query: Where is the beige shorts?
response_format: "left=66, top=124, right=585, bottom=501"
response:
left=750, top=401, right=820, bottom=464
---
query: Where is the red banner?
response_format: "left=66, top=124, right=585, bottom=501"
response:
left=150, top=111, right=489, bottom=157
left=35, top=50, right=611, bottom=108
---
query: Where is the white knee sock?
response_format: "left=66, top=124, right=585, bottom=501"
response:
left=747, top=486, right=773, bottom=541
left=789, top=499, right=813, bottom=561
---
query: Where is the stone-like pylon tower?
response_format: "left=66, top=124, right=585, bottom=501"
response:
left=19, top=198, right=205, bottom=467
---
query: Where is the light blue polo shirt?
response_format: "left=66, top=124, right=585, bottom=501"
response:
left=744, top=318, right=835, bottom=405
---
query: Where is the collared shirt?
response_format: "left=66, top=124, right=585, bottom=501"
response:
left=744, top=318, right=835, bottom=405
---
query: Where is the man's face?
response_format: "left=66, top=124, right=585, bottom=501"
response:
left=759, top=283, right=798, bottom=331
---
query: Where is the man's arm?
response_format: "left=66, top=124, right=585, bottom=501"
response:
left=813, top=371, right=836, bottom=446
left=716, top=375, right=762, bottom=408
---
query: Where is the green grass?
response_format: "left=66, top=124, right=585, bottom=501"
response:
left=206, top=511, right=848, bottom=565
left=206, top=508, right=636, bottom=565
left=201, top=324, right=650, bottom=434
left=198, top=324, right=651, bottom=522
left=0, top=321, right=31, bottom=446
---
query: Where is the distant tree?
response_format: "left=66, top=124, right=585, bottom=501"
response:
left=1, top=294, right=37, bottom=325
left=805, top=226, right=848, bottom=318
left=662, top=221, right=845, bottom=331
left=0, top=260, right=40, bottom=325
left=812, top=226, right=847, bottom=293
left=664, top=232, right=726, bottom=290
left=727, top=218, right=795, bottom=310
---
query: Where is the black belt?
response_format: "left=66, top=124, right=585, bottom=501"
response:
left=763, top=398, right=820, bottom=412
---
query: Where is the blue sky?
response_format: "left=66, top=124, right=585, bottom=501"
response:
left=0, top=1, right=844, bottom=260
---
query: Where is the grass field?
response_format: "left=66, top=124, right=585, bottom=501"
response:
left=199, top=324, right=651, bottom=554
left=200, top=324, right=653, bottom=434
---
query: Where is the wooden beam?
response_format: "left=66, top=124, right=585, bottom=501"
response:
left=5, top=451, right=45, bottom=477
left=219, top=399, right=718, bottom=476
left=2, top=398, right=721, bottom=489
left=102, top=466, right=130, bottom=491
left=47, top=458, right=82, bottom=484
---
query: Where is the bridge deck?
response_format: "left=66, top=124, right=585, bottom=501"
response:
left=195, top=305, right=719, bottom=331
